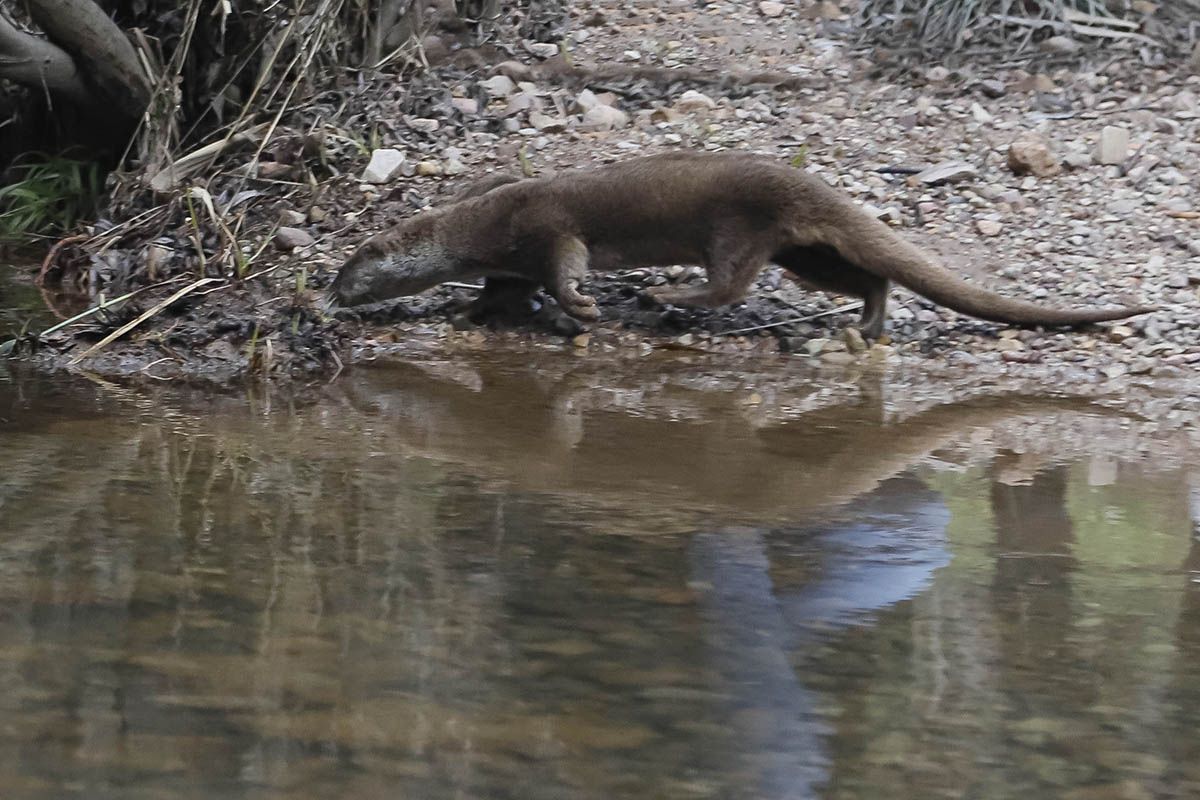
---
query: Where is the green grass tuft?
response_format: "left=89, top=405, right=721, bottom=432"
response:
left=0, top=153, right=104, bottom=242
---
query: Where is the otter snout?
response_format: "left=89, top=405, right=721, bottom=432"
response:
left=331, top=231, right=460, bottom=307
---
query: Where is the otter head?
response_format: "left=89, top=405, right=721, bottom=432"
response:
left=330, top=215, right=456, bottom=307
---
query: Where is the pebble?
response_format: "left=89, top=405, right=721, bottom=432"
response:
left=1007, top=139, right=1061, bottom=177
left=977, top=219, right=1003, bottom=236
left=915, top=160, right=978, bottom=185
left=274, top=226, right=315, bottom=251
left=843, top=327, right=867, bottom=353
left=759, top=1, right=785, bottom=17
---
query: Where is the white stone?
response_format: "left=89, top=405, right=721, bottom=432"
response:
left=759, top=1, right=785, bottom=17
left=675, top=89, right=717, bottom=112
left=526, top=42, right=559, bottom=59
left=579, top=105, right=629, bottom=131
left=1096, top=125, right=1130, bottom=165
left=361, top=149, right=405, bottom=184
left=481, top=74, right=516, bottom=97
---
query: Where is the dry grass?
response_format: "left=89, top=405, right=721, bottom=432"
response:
left=855, top=0, right=1176, bottom=63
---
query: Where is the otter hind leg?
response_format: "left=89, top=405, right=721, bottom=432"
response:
left=647, top=226, right=772, bottom=308
left=774, top=245, right=890, bottom=339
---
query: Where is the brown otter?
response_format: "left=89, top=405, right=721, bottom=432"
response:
left=331, top=151, right=1153, bottom=338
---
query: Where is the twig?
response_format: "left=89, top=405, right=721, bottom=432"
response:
left=719, top=302, right=864, bottom=336
left=69, top=278, right=220, bottom=364
left=35, top=233, right=89, bottom=286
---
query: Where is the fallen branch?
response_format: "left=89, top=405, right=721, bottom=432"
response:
left=26, top=0, right=151, bottom=119
left=0, top=14, right=90, bottom=105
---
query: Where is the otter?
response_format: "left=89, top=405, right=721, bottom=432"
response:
left=331, top=151, right=1153, bottom=339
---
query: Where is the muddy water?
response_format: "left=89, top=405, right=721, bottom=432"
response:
left=1, top=352, right=1199, bottom=800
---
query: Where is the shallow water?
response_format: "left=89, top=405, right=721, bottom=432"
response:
left=1, top=352, right=1199, bottom=799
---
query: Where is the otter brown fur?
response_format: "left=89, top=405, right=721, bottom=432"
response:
left=332, top=152, right=1153, bottom=338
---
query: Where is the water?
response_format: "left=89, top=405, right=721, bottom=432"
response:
left=1, top=351, right=1198, bottom=799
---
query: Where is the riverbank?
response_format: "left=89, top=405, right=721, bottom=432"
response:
left=3, top=0, right=1197, bottom=390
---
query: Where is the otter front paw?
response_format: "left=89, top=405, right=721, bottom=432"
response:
left=563, top=297, right=601, bottom=321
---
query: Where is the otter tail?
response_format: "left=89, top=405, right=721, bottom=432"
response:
left=818, top=210, right=1155, bottom=327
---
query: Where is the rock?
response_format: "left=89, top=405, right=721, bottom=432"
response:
left=307, top=206, right=327, bottom=223
left=1167, top=273, right=1190, bottom=289
left=274, top=226, right=315, bottom=251
left=1129, top=358, right=1154, bottom=375
left=926, top=66, right=951, bottom=83
left=977, top=219, right=1003, bottom=236
left=481, top=74, right=516, bottom=97
left=450, top=97, right=479, bottom=115
left=1063, top=151, right=1093, bottom=170
left=804, top=338, right=828, bottom=356
left=1108, top=325, right=1136, bottom=342
left=758, top=1, right=784, bottom=16
left=575, top=89, right=602, bottom=112
left=572, top=333, right=591, bottom=348
left=1007, top=139, right=1061, bottom=177
left=361, top=148, right=406, bottom=183
left=1042, top=36, right=1079, bottom=54
left=821, top=351, right=857, bottom=365
left=406, top=117, right=439, bottom=134
left=579, top=105, right=629, bottom=131
left=415, top=160, right=442, bottom=176
left=843, top=327, right=867, bottom=352
left=279, top=209, right=306, bottom=226
left=1191, top=40, right=1200, bottom=73
left=996, top=337, right=1024, bottom=352
left=504, top=92, right=536, bottom=115
left=915, top=160, right=978, bottom=185
left=529, top=110, right=568, bottom=132
left=443, top=159, right=466, bottom=176
left=1096, top=126, right=1130, bottom=165
left=805, top=0, right=844, bottom=19
left=526, top=42, right=559, bottom=59
left=978, top=79, right=1006, bottom=98
left=675, top=90, right=717, bottom=112
left=970, top=102, right=993, bottom=123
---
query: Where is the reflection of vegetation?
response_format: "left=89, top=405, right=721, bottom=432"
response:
left=819, top=456, right=1198, bottom=799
